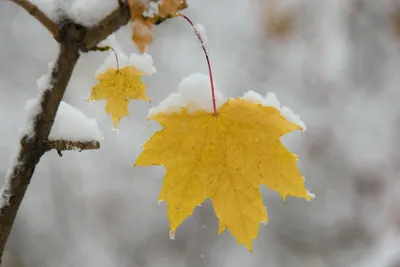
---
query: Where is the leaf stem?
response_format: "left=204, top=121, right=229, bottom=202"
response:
left=176, top=14, right=217, bottom=115
left=92, top=46, right=120, bottom=71
left=111, top=47, right=120, bottom=71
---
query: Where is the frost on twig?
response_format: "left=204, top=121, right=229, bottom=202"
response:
left=45, top=139, right=100, bottom=156
left=25, top=70, right=104, bottom=157
left=194, top=23, right=210, bottom=53
left=44, top=100, right=103, bottom=156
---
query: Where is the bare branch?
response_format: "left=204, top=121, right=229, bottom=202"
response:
left=0, top=23, right=85, bottom=264
left=82, top=0, right=188, bottom=52
left=10, top=0, right=60, bottom=41
left=45, top=139, right=100, bottom=156
left=0, top=1, right=188, bottom=264
left=82, top=1, right=131, bottom=52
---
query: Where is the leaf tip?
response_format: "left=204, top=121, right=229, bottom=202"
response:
left=169, top=230, right=176, bottom=240
left=306, top=191, right=316, bottom=201
left=111, top=125, right=120, bottom=132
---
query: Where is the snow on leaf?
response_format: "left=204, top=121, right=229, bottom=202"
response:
left=135, top=74, right=313, bottom=251
left=149, top=73, right=226, bottom=115
left=95, top=42, right=156, bottom=76
left=90, top=48, right=156, bottom=128
left=90, top=49, right=155, bottom=128
left=89, top=66, right=148, bottom=129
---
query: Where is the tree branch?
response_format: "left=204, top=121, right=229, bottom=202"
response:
left=45, top=139, right=100, bottom=156
left=9, top=0, right=60, bottom=41
left=82, top=1, right=131, bottom=52
left=82, top=0, right=188, bottom=51
left=0, top=1, right=188, bottom=264
left=0, top=23, right=85, bottom=264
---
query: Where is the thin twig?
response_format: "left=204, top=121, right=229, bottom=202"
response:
left=45, top=139, right=100, bottom=156
left=82, top=0, right=188, bottom=51
left=9, top=0, right=60, bottom=41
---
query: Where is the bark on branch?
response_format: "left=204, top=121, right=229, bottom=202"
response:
left=0, top=24, right=83, bottom=264
left=45, top=140, right=100, bottom=156
left=82, top=1, right=188, bottom=51
left=0, top=0, right=188, bottom=265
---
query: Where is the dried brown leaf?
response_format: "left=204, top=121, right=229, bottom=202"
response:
left=264, top=0, right=294, bottom=39
left=158, top=0, right=184, bottom=17
left=128, top=0, right=187, bottom=52
left=132, top=19, right=153, bottom=53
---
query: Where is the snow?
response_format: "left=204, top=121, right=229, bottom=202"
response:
left=307, top=191, right=316, bottom=200
left=21, top=61, right=55, bottom=138
left=22, top=61, right=104, bottom=142
left=142, top=1, right=159, bottom=18
left=96, top=35, right=156, bottom=76
left=129, top=53, right=156, bottom=75
left=36, top=61, right=55, bottom=92
left=24, top=99, right=103, bottom=141
left=22, top=97, right=42, bottom=139
left=169, top=230, right=175, bottom=240
left=194, top=23, right=210, bottom=53
left=32, top=0, right=118, bottom=27
left=149, top=74, right=306, bottom=131
left=149, top=73, right=226, bottom=115
left=50, top=101, right=104, bottom=141
left=280, top=106, right=306, bottom=131
left=0, top=150, right=20, bottom=208
left=242, top=90, right=306, bottom=130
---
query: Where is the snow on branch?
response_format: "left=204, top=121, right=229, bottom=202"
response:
left=0, top=1, right=189, bottom=265
left=0, top=30, right=81, bottom=265
left=82, top=0, right=188, bottom=51
left=48, top=101, right=104, bottom=142
left=24, top=99, right=103, bottom=156
left=45, top=101, right=103, bottom=156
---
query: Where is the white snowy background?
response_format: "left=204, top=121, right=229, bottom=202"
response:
left=1, top=0, right=400, bottom=266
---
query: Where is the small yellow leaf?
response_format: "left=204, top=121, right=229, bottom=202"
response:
left=135, top=98, right=312, bottom=251
left=89, top=66, right=149, bottom=128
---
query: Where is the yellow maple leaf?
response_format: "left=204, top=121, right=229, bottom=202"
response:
left=135, top=94, right=312, bottom=251
left=89, top=66, right=149, bottom=128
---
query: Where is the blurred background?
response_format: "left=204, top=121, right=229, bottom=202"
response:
left=2, top=0, right=400, bottom=266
